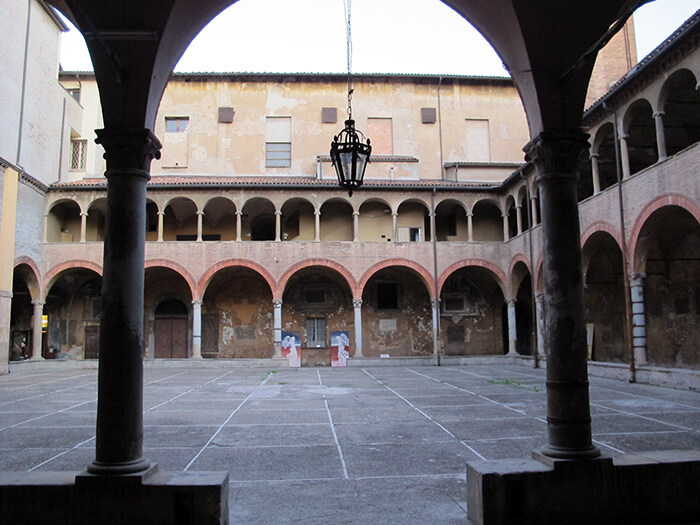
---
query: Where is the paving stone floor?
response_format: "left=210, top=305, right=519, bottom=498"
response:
left=1, top=364, right=699, bottom=523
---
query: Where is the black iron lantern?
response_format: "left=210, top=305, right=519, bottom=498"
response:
left=330, top=118, right=371, bottom=197
left=330, top=0, right=370, bottom=197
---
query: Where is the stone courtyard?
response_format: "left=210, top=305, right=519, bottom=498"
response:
left=1, top=363, right=699, bottom=523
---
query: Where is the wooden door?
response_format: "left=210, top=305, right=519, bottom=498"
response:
left=85, top=326, right=99, bottom=359
left=155, top=317, right=188, bottom=358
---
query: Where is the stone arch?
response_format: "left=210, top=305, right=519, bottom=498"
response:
left=162, top=196, right=199, bottom=241
left=622, top=98, right=658, bottom=175
left=46, top=198, right=82, bottom=243
left=279, top=259, right=357, bottom=300
left=434, top=198, right=466, bottom=241
left=198, top=259, right=276, bottom=300
left=201, top=196, right=237, bottom=241
left=439, top=259, right=507, bottom=298
left=658, top=68, right=700, bottom=157
left=471, top=198, right=504, bottom=242
left=629, top=194, right=700, bottom=273
left=145, top=259, right=196, bottom=300
left=581, top=221, right=623, bottom=274
left=359, top=259, right=433, bottom=300
left=508, top=254, right=532, bottom=298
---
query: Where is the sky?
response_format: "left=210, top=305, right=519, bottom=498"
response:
left=58, top=0, right=699, bottom=76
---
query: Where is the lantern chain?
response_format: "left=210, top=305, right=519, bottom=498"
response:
left=345, top=0, right=353, bottom=120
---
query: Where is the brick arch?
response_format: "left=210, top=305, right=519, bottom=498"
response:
left=43, top=260, right=103, bottom=293
left=580, top=226, right=624, bottom=277
left=278, top=259, right=357, bottom=299
left=358, top=258, right=434, bottom=299
left=438, top=259, right=507, bottom=297
left=13, top=256, right=42, bottom=300
left=197, top=259, right=276, bottom=300
left=145, top=259, right=197, bottom=300
left=534, top=255, right=544, bottom=294
left=629, top=194, right=700, bottom=272
left=507, top=254, right=532, bottom=299
left=581, top=221, right=622, bottom=248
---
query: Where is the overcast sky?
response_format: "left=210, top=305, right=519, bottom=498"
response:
left=58, top=0, right=699, bottom=76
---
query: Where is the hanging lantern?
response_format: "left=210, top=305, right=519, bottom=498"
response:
left=330, top=119, right=371, bottom=197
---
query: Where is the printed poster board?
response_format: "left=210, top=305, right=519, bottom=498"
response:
left=281, top=331, right=301, bottom=367
left=331, top=331, right=350, bottom=367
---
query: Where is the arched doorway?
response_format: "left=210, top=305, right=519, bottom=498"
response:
left=154, top=299, right=189, bottom=358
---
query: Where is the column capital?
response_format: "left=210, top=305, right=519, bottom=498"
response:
left=314, top=209, right=321, bottom=216
left=507, top=298, right=517, bottom=306
left=589, top=152, right=599, bottom=160
left=95, top=127, right=162, bottom=176
left=535, top=292, right=545, bottom=302
left=431, top=297, right=440, bottom=308
left=352, top=211, right=360, bottom=217
left=157, top=211, right=165, bottom=217
left=196, top=210, right=204, bottom=216
left=274, top=210, right=282, bottom=216
left=391, top=211, right=398, bottom=217
left=192, top=299, right=203, bottom=307
left=80, top=211, right=88, bottom=217
left=31, top=299, right=46, bottom=307
left=273, top=299, right=283, bottom=308
left=524, top=130, right=590, bottom=180
left=235, top=210, right=243, bottom=216
left=352, top=299, right=363, bottom=308
left=652, top=110, right=665, bottom=118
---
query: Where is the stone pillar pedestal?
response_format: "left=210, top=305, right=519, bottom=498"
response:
left=31, top=300, right=45, bottom=360
left=526, top=131, right=599, bottom=460
left=353, top=299, right=363, bottom=358
left=273, top=299, right=283, bottom=358
left=87, top=127, right=161, bottom=476
left=630, top=273, right=648, bottom=365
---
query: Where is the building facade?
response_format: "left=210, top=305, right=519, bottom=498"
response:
left=4, top=3, right=700, bottom=372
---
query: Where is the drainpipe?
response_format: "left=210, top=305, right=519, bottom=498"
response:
left=437, top=77, right=445, bottom=180
left=603, top=102, right=636, bottom=383
left=521, top=168, right=540, bottom=368
left=16, top=0, right=32, bottom=165
left=431, top=188, right=441, bottom=365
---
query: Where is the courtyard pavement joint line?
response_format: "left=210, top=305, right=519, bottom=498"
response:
left=0, top=399, right=95, bottom=432
left=28, top=435, right=96, bottom=472
left=361, top=368, right=487, bottom=461
left=409, top=369, right=630, bottom=456
left=318, top=370, right=349, bottom=479
left=0, top=377, right=97, bottom=409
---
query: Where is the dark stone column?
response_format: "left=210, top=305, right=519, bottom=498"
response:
left=526, top=131, right=600, bottom=460
left=88, top=128, right=161, bottom=475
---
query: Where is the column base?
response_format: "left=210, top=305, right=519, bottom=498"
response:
left=539, top=443, right=600, bottom=460
left=0, top=466, right=229, bottom=525
left=467, top=450, right=700, bottom=525
left=87, top=457, right=152, bottom=475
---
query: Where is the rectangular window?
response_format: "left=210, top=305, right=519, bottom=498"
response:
left=465, top=119, right=491, bottom=162
left=306, top=317, right=326, bottom=348
left=266, top=116, right=292, bottom=167
left=377, top=282, right=399, bottom=310
left=70, top=139, right=87, bottom=170
left=165, top=117, right=190, bottom=133
left=367, top=117, right=393, bottom=155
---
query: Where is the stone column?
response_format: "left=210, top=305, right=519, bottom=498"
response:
left=80, top=212, right=88, bottom=242
left=352, top=211, right=360, bottom=242
left=314, top=209, right=321, bottom=242
left=502, top=212, right=509, bottom=241
left=467, top=211, right=473, bottom=241
left=157, top=211, right=164, bottom=242
left=515, top=205, right=523, bottom=235
left=629, top=273, right=648, bottom=365
left=535, top=293, right=546, bottom=359
left=619, top=134, right=631, bottom=180
left=530, top=196, right=539, bottom=226
left=653, top=111, right=667, bottom=161
left=31, top=300, right=45, bottom=360
left=235, top=211, right=242, bottom=242
left=191, top=300, right=202, bottom=360
left=429, top=212, right=436, bottom=243
left=353, top=299, right=363, bottom=358
left=431, top=298, right=440, bottom=359
left=507, top=299, right=518, bottom=355
left=196, top=211, right=203, bottom=242
left=87, top=127, right=161, bottom=475
left=391, top=211, right=398, bottom=242
left=590, top=153, right=601, bottom=195
left=525, top=131, right=600, bottom=460
left=273, top=299, right=283, bottom=358
left=275, top=210, right=282, bottom=242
